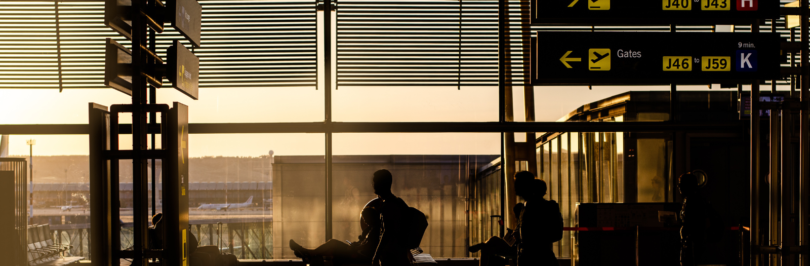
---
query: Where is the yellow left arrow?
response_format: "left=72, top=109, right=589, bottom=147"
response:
left=560, top=50, right=581, bottom=68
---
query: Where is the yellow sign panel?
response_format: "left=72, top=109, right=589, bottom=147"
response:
left=589, top=48, right=611, bottom=71
left=663, top=56, right=693, bottom=71
left=701, top=0, right=730, bottom=10
left=702, top=56, right=731, bottom=71
left=663, top=0, right=692, bottom=10
left=786, top=1, right=800, bottom=29
left=588, top=0, right=610, bottom=10
left=183, top=229, right=188, bottom=266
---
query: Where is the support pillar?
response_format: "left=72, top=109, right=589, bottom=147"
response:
left=800, top=1, right=810, bottom=264
left=752, top=80, right=762, bottom=266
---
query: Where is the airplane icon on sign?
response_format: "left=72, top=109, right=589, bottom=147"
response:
left=589, top=48, right=611, bottom=71
left=591, top=51, right=609, bottom=63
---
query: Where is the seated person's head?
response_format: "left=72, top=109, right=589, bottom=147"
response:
left=373, top=169, right=393, bottom=196
left=151, top=213, right=163, bottom=227
left=360, top=198, right=382, bottom=233
left=678, top=173, right=699, bottom=195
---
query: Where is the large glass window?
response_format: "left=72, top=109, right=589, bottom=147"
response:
left=637, top=138, right=667, bottom=203
left=332, top=133, right=499, bottom=258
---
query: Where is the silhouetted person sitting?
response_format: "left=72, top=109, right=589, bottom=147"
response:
left=679, top=173, right=710, bottom=266
left=149, top=213, right=164, bottom=250
left=289, top=198, right=383, bottom=266
left=467, top=203, right=523, bottom=266
left=468, top=171, right=562, bottom=266
left=372, top=169, right=411, bottom=266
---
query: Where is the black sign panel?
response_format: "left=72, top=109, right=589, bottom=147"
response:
left=164, top=102, right=189, bottom=266
left=104, top=38, right=133, bottom=96
left=167, top=40, right=200, bottom=100
left=532, top=0, right=779, bottom=25
left=104, top=0, right=165, bottom=40
left=168, top=0, right=202, bottom=47
left=531, top=32, right=782, bottom=85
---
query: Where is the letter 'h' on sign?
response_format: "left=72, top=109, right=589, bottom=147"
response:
left=737, top=0, right=758, bottom=11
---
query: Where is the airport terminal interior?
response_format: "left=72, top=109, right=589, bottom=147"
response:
left=2, top=0, right=810, bottom=266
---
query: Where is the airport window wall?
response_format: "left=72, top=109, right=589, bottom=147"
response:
left=2, top=91, right=744, bottom=263
left=0, top=1, right=755, bottom=265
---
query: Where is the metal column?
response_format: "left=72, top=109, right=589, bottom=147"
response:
left=752, top=80, right=762, bottom=266
left=323, top=0, right=334, bottom=242
left=520, top=0, right=537, bottom=176
left=88, top=103, right=111, bottom=266
left=782, top=106, right=797, bottom=266
left=130, top=0, right=149, bottom=264
left=770, top=90, right=780, bottom=266
left=801, top=0, right=810, bottom=265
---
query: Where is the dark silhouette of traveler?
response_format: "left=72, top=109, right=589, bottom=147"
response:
left=466, top=204, right=522, bottom=266
left=678, top=173, right=710, bottom=266
left=289, top=198, right=383, bottom=266
left=371, top=169, right=411, bottom=266
left=468, top=171, right=562, bottom=266
left=515, top=172, right=562, bottom=266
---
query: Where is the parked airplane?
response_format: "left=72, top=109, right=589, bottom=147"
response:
left=53, top=205, right=85, bottom=212
left=197, top=196, right=254, bottom=211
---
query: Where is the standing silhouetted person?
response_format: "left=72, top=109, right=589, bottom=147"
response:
left=679, top=173, right=709, bottom=266
left=372, top=169, right=411, bottom=266
left=515, top=172, right=562, bottom=266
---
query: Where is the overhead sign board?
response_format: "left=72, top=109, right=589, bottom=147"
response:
left=105, top=0, right=165, bottom=40
left=167, top=40, right=200, bottom=100
left=532, top=0, right=779, bottom=25
left=104, top=0, right=133, bottom=40
left=165, top=102, right=189, bottom=266
left=531, top=32, right=782, bottom=85
left=168, top=0, right=202, bottom=47
left=104, top=38, right=133, bottom=96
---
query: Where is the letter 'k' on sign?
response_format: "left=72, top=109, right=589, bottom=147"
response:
left=736, top=50, right=757, bottom=72
left=737, top=0, right=757, bottom=11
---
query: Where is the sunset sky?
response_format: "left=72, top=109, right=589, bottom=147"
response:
left=0, top=83, right=756, bottom=157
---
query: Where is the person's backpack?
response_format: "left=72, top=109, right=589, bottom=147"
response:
left=706, top=203, right=725, bottom=243
left=546, top=200, right=564, bottom=243
left=405, top=207, right=429, bottom=249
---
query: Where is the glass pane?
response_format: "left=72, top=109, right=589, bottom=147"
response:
left=0, top=89, right=325, bottom=124
left=637, top=138, right=667, bottom=203
left=5, top=135, right=92, bottom=258
left=470, top=167, right=501, bottom=258
left=570, top=133, right=581, bottom=205
left=333, top=87, right=498, bottom=122
left=533, top=86, right=711, bottom=122
left=579, top=133, right=591, bottom=203
left=333, top=133, right=499, bottom=258
left=538, top=144, right=546, bottom=181
left=550, top=138, right=558, bottom=202
left=615, top=132, right=625, bottom=203
left=559, top=134, right=569, bottom=258
left=597, top=133, right=606, bottom=202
